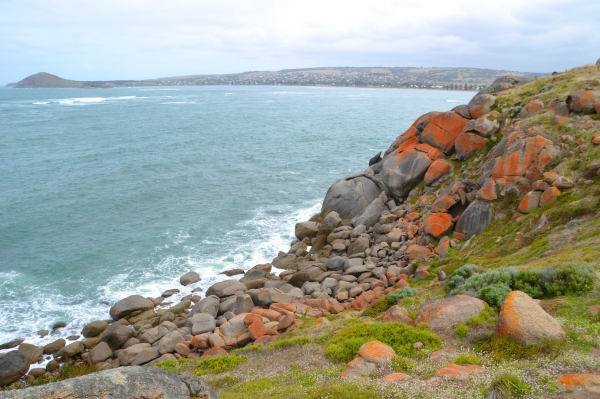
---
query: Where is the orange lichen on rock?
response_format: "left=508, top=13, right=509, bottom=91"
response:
left=455, top=131, right=487, bottom=160
left=424, top=212, right=453, bottom=238
left=518, top=191, right=541, bottom=214
left=518, top=99, right=544, bottom=118
left=566, top=90, right=600, bottom=114
left=539, top=186, right=561, bottom=206
left=468, top=94, right=496, bottom=119
left=382, top=373, right=411, bottom=382
left=476, top=178, right=497, bottom=201
left=556, top=373, right=600, bottom=387
left=424, top=159, right=452, bottom=185
left=435, top=364, right=483, bottom=380
left=491, top=135, right=556, bottom=185
left=357, top=340, right=396, bottom=363
left=420, top=111, right=470, bottom=154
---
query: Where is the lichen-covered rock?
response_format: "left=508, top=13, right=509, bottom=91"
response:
left=382, top=305, right=412, bottom=324
left=539, top=186, right=561, bottom=206
left=0, top=366, right=192, bottom=399
left=420, top=111, right=470, bottom=154
left=468, top=94, right=496, bottom=118
left=435, top=364, right=484, bottom=380
left=321, top=176, right=382, bottom=219
left=518, top=191, right=541, bottom=213
left=566, top=90, right=600, bottom=114
left=518, top=98, right=544, bottom=118
left=424, top=159, right=453, bottom=186
left=357, top=340, right=396, bottom=364
left=454, top=131, right=487, bottom=160
left=495, top=291, right=565, bottom=345
left=424, top=212, right=453, bottom=238
left=415, top=295, right=486, bottom=335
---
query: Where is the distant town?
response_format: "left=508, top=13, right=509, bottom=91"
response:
left=9, top=67, right=544, bottom=90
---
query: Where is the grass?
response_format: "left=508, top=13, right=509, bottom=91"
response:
left=452, top=353, right=483, bottom=366
left=323, top=322, right=442, bottom=362
left=269, top=336, right=312, bottom=349
left=194, top=354, right=248, bottom=376
left=475, top=336, right=563, bottom=362
left=455, top=323, right=469, bottom=341
left=28, top=363, right=100, bottom=387
left=487, top=373, right=531, bottom=398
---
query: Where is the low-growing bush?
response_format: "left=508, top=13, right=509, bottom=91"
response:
left=385, top=286, right=417, bottom=306
left=446, top=264, right=595, bottom=309
left=391, top=355, right=415, bottom=372
left=269, top=336, right=311, bottom=349
left=155, top=358, right=195, bottom=373
left=194, top=354, right=248, bottom=376
left=454, top=323, right=470, bottom=341
left=475, top=335, right=562, bottom=362
left=452, top=353, right=482, bottom=366
left=324, top=322, right=442, bottom=363
left=30, top=363, right=100, bottom=387
left=466, top=306, right=498, bottom=327
left=487, top=373, right=531, bottom=398
left=362, top=297, right=390, bottom=317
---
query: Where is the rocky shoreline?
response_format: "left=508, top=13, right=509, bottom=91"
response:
left=2, top=63, right=600, bottom=397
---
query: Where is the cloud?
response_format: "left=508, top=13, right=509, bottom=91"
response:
left=0, top=0, right=598, bottom=83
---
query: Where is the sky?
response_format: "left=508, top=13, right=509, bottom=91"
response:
left=1, top=0, right=599, bottom=85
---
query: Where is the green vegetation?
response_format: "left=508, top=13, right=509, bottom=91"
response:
left=454, top=323, right=470, bottom=341
left=324, top=322, right=442, bottom=362
left=385, top=286, right=417, bottom=306
left=29, top=363, right=99, bottom=387
left=475, top=336, right=563, bottom=362
left=194, top=354, right=248, bottom=376
left=447, top=263, right=595, bottom=309
left=391, top=355, right=416, bottom=372
left=269, top=336, right=312, bottom=349
left=466, top=306, right=498, bottom=327
left=155, top=358, right=195, bottom=373
left=362, top=297, right=390, bottom=317
left=487, top=373, right=531, bottom=398
left=452, top=353, right=483, bottom=366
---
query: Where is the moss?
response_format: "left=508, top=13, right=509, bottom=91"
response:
left=194, top=354, right=248, bottom=376
left=324, top=322, right=442, bottom=363
left=455, top=323, right=470, bottom=341
left=269, top=336, right=312, bottom=350
left=452, top=353, right=483, bottom=366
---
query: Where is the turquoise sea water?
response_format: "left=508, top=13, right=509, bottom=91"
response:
left=0, top=85, right=473, bottom=347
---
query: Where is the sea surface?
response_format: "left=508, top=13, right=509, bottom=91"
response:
left=0, top=85, right=473, bottom=349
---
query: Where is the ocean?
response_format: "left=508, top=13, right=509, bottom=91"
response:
left=0, top=85, right=473, bottom=349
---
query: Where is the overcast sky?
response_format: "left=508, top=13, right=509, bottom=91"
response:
left=1, top=0, right=599, bottom=85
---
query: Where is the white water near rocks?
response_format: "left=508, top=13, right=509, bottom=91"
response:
left=0, top=86, right=472, bottom=354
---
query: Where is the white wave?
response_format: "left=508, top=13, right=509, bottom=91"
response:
left=162, top=101, right=192, bottom=104
left=57, top=96, right=140, bottom=105
left=32, top=101, right=49, bottom=105
left=446, top=99, right=466, bottom=103
left=224, top=93, right=234, bottom=95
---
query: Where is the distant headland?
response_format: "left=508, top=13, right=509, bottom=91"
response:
left=8, top=67, right=544, bottom=90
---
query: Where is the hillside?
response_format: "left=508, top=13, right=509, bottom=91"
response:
left=1, top=61, right=600, bottom=399
left=9, top=66, right=543, bottom=90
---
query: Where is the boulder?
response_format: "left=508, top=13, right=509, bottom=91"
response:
left=357, top=341, right=395, bottom=364
left=424, top=159, right=453, bottom=186
left=0, top=366, right=192, bottom=399
left=87, top=342, right=112, bottom=365
left=496, top=291, right=565, bottom=345
left=81, top=320, right=109, bottom=338
left=118, top=343, right=151, bottom=366
left=420, top=111, right=470, bottom=154
left=382, top=305, right=412, bottom=324
left=454, top=131, right=487, bottom=160
left=43, top=338, right=66, bottom=355
left=380, top=145, right=440, bottom=199
left=192, top=313, right=217, bottom=335
left=98, top=323, right=135, bottom=351
left=406, top=245, right=432, bottom=261
left=320, top=211, right=342, bottom=234
left=0, top=350, right=30, bottom=386
left=109, top=295, right=155, bottom=319
left=324, top=256, right=346, bottom=272
left=423, top=212, right=453, bottom=238
left=219, top=314, right=248, bottom=337
left=518, top=99, right=544, bottom=118
left=351, top=198, right=387, bottom=228
left=57, top=341, right=84, bottom=359
left=468, top=94, right=496, bottom=119
left=17, top=343, right=43, bottom=364
left=189, top=295, right=220, bottom=318
left=539, top=186, right=560, bottom=206
left=180, top=271, right=201, bottom=286
left=321, top=176, right=382, bottom=219
left=206, top=280, right=247, bottom=298
left=435, top=364, right=483, bottom=380
left=415, top=295, right=486, bottom=335
left=295, top=221, right=319, bottom=240
left=347, top=236, right=370, bottom=256
left=455, top=200, right=493, bottom=239
left=518, top=191, right=541, bottom=214
left=566, top=90, right=600, bottom=114
left=130, top=347, right=161, bottom=365
left=463, top=115, right=499, bottom=138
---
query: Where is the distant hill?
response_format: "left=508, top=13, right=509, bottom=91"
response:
left=9, top=67, right=546, bottom=90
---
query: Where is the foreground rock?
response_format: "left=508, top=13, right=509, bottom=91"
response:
left=109, top=295, right=155, bottom=319
left=495, top=290, right=565, bottom=345
left=415, top=295, right=486, bottom=335
left=0, top=350, right=30, bottom=386
left=0, top=366, right=216, bottom=399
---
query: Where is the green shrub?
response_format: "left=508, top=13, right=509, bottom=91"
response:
left=454, top=323, right=470, bottom=341
left=30, top=363, right=99, bottom=387
left=269, top=336, right=311, bottom=349
left=547, top=264, right=595, bottom=296
left=155, top=358, right=195, bottom=373
left=446, top=264, right=479, bottom=292
left=391, top=355, right=415, bottom=372
left=194, top=354, right=248, bottom=376
left=466, top=306, right=498, bottom=327
left=324, top=322, right=442, bottom=363
left=477, top=282, right=512, bottom=310
left=452, top=353, right=482, bottom=366
left=475, top=336, right=562, bottom=362
left=385, top=286, right=417, bottom=306
left=233, top=344, right=264, bottom=353
left=487, top=373, right=531, bottom=398
left=362, top=297, right=391, bottom=317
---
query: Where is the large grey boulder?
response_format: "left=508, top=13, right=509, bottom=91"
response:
left=17, top=343, right=42, bottom=364
left=455, top=200, right=493, bottom=239
left=81, top=320, right=109, bottom=338
left=192, top=313, right=217, bottom=335
left=189, top=295, right=220, bottom=318
left=324, top=256, right=345, bottom=272
left=380, top=150, right=433, bottom=200
left=109, top=295, right=155, bottom=319
left=351, top=198, right=387, bottom=228
left=87, top=342, right=112, bottom=364
left=496, top=291, right=565, bottom=345
left=0, top=366, right=192, bottom=399
left=320, top=211, right=342, bottom=234
left=321, top=176, right=382, bottom=219
left=98, top=323, right=135, bottom=350
left=130, top=347, right=161, bottom=366
left=180, top=271, right=201, bottom=286
left=57, top=341, right=84, bottom=359
left=0, top=350, right=29, bottom=386
left=206, top=280, right=247, bottom=298
left=118, top=343, right=151, bottom=366
left=43, top=338, right=66, bottom=355
left=220, top=313, right=248, bottom=337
